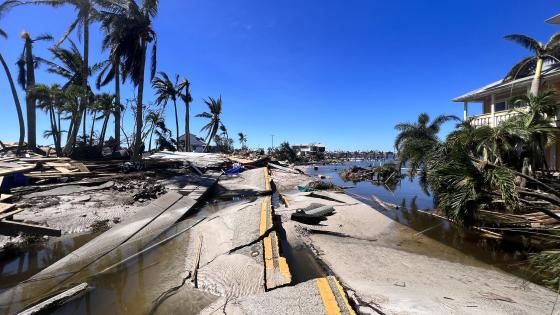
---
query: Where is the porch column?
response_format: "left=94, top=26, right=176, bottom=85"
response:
left=490, top=94, right=496, bottom=127
left=463, top=101, right=468, bottom=121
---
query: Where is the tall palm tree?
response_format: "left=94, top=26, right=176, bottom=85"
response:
left=238, top=132, right=247, bottom=150
left=152, top=72, right=180, bottom=150
left=98, top=0, right=158, bottom=159
left=504, top=34, right=560, bottom=96
left=0, top=23, right=25, bottom=154
left=39, top=39, right=98, bottom=154
left=394, top=113, right=458, bottom=176
left=21, top=0, right=97, bottom=132
left=17, top=31, right=52, bottom=150
left=178, top=77, right=192, bottom=151
left=197, top=96, right=223, bottom=151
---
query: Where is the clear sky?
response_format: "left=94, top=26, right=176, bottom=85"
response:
left=0, top=0, right=558, bottom=151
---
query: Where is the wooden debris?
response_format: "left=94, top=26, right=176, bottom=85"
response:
left=18, top=283, right=89, bottom=315
left=0, top=202, right=15, bottom=213
left=0, top=220, right=61, bottom=237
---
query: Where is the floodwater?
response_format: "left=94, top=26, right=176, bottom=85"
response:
left=0, top=198, right=250, bottom=315
left=306, top=160, right=540, bottom=283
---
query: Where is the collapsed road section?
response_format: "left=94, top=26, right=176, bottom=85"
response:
left=0, top=161, right=357, bottom=315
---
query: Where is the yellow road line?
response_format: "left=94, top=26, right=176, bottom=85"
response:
left=263, top=235, right=273, bottom=270
left=259, top=198, right=270, bottom=236
left=316, top=277, right=341, bottom=315
left=332, top=276, right=356, bottom=315
left=264, top=168, right=271, bottom=191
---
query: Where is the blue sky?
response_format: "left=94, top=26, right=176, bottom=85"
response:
left=0, top=0, right=558, bottom=151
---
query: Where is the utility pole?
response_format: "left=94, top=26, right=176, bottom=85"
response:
left=271, top=135, right=274, bottom=150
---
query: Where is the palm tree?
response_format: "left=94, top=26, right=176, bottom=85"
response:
left=145, top=110, right=163, bottom=152
left=504, top=34, right=560, bottom=96
left=39, top=39, right=98, bottom=154
left=394, top=113, right=458, bottom=176
left=197, top=96, right=223, bottom=151
left=509, top=90, right=560, bottom=170
left=0, top=22, right=25, bottom=154
left=178, top=77, right=192, bottom=151
left=92, top=92, right=114, bottom=148
left=152, top=72, right=180, bottom=150
left=96, top=54, right=121, bottom=148
left=238, top=132, right=247, bottom=150
left=98, top=0, right=158, bottom=159
left=29, top=84, right=65, bottom=155
left=21, top=0, right=97, bottom=134
left=17, top=31, right=52, bottom=150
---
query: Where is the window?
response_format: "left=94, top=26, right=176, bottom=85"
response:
left=495, top=101, right=506, bottom=112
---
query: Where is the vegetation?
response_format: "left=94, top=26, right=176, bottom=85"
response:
left=196, top=96, right=224, bottom=151
left=274, top=141, right=298, bottom=163
left=0, top=0, right=239, bottom=158
left=395, top=91, right=560, bottom=226
left=504, top=33, right=560, bottom=96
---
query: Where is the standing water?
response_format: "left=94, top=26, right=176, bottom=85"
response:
left=307, top=160, right=538, bottom=283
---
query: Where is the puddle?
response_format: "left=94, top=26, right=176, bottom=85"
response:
left=0, top=232, right=99, bottom=294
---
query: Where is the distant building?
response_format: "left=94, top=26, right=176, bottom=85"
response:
left=178, top=134, right=207, bottom=152
left=292, top=143, right=326, bottom=157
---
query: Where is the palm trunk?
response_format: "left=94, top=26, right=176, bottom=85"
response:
left=25, top=38, right=36, bottom=150
left=63, top=99, right=84, bottom=156
left=0, top=52, right=25, bottom=155
left=82, top=109, right=87, bottom=144
left=114, top=59, right=121, bottom=148
left=132, top=40, right=148, bottom=160
left=89, top=111, right=96, bottom=145
left=49, top=106, right=59, bottom=156
left=173, top=99, right=179, bottom=151
left=185, top=101, right=190, bottom=152
left=99, top=113, right=109, bottom=148
left=530, top=57, right=543, bottom=96
left=148, top=127, right=154, bottom=152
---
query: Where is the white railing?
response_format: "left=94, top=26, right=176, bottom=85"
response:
left=470, top=108, right=527, bottom=127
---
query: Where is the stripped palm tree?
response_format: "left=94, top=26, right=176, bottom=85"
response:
left=152, top=72, right=180, bottom=150
left=17, top=31, right=52, bottom=150
left=0, top=12, right=25, bottom=154
left=504, top=33, right=560, bottom=96
left=197, top=96, right=223, bottom=151
left=98, top=0, right=158, bottom=159
left=178, top=77, right=192, bottom=151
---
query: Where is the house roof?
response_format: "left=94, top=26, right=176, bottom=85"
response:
left=178, top=133, right=206, bottom=146
left=546, top=13, right=560, bottom=24
left=452, top=63, right=560, bottom=103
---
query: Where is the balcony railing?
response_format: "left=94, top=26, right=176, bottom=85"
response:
left=470, top=108, right=528, bottom=127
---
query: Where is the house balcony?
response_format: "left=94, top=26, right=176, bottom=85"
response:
left=470, top=109, right=526, bottom=127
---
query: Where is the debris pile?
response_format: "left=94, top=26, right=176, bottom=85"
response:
left=297, top=181, right=342, bottom=192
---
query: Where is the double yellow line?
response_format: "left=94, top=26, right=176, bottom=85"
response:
left=316, top=276, right=356, bottom=315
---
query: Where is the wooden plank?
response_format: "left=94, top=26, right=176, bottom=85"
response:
left=0, top=203, right=15, bottom=213
left=0, top=209, right=23, bottom=221
left=0, top=164, right=36, bottom=176
left=54, top=166, right=72, bottom=174
left=0, top=220, right=61, bottom=237
left=18, top=283, right=89, bottom=315
left=72, top=162, right=90, bottom=173
left=0, top=194, right=13, bottom=202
